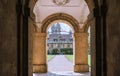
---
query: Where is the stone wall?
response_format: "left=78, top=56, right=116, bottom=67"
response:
left=90, top=19, right=96, bottom=76
left=0, top=0, right=17, bottom=76
left=28, top=18, right=34, bottom=76
left=106, top=0, right=120, bottom=76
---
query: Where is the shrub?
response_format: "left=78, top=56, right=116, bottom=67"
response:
left=50, top=48, right=73, bottom=55
left=52, top=48, right=59, bottom=55
left=60, top=48, right=73, bottom=55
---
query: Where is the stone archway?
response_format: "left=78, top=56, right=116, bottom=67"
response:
left=14, top=0, right=108, bottom=76
left=40, top=13, right=81, bottom=33
left=33, top=13, right=89, bottom=73
left=28, top=0, right=96, bottom=75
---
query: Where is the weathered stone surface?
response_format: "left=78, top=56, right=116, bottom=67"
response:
left=106, top=0, right=120, bottom=76
left=0, top=0, right=17, bottom=76
left=33, top=64, right=47, bottom=73
left=74, top=64, right=89, bottom=72
left=90, top=19, right=96, bottom=76
left=74, top=33, right=89, bottom=72
left=28, top=18, right=34, bottom=76
left=33, top=33, right=47, bottom=73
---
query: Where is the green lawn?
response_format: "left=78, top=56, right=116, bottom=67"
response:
left=65, top=55, right=91, bottom=66
left=47, top=55, right=56, bottom=61
left=88, top=55, right=91, bottom=66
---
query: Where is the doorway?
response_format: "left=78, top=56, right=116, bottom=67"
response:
left=32, top=13, right=90, bottom=74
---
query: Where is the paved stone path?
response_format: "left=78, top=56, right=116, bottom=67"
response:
left=33, top=72, right=90, bottom=76
left=48, top=55, right=73, bottom=71
left=33, top=55, right=90, bottom=76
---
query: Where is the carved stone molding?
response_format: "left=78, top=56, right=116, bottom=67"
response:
left=53, top=0, right=70, bottom=6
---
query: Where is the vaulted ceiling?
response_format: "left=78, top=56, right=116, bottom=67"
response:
left=33, top=0, right=90, bottom=28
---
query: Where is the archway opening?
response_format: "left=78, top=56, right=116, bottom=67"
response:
left=47, top=22, right=74, bottom=72
left=31, top=0, right=95, bottom=75
left=32, top=13, right=92, bottom=76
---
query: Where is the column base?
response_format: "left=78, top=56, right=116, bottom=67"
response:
left=74, top=64, right=89, bottom=72
left=33, top=64, right=47, bottom=73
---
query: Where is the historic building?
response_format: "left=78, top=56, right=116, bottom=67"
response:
left=1, top=0, right=120, bottom=76
left=47, top=23, right=73, bottom=54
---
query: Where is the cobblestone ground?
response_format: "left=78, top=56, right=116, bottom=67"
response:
left=33, top=55, right=90, bottom=76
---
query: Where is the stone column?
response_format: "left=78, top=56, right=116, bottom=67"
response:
left=74, top=33, right=89, bottom=72
left=33, top=32, right=47, bottom=73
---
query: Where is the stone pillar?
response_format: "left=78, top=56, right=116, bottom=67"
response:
left=33, top=32, right=47, bottom=73
left=74, top=33, right=89, bottom=72
left=90, top=19, right=96, bottom=76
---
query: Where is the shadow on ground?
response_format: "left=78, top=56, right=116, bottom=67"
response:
left=33, top=71, right=90, bottom=76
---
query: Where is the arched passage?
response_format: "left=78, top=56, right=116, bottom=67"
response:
left=40, top=13, right=81, bottom=33
left=27, top=0, right=98, bottom=76
left=33, top=13, right=89, bottom=73
left=14, top=0, right=108, bottom=76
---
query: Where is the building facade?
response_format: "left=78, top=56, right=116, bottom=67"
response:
left=47, top=23, right=73, bottom=54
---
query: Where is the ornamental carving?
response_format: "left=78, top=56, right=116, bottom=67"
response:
left=53, top=0, right=70, bottom=6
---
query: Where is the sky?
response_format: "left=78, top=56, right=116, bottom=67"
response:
left=48, top=22, right=73, bottom=34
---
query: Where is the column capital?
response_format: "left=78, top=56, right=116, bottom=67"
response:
left=33, top=33, right=47, bottom=37
left=33, top=22, right=41, bottom=33
left=74, top=33, right=88, bottom=38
